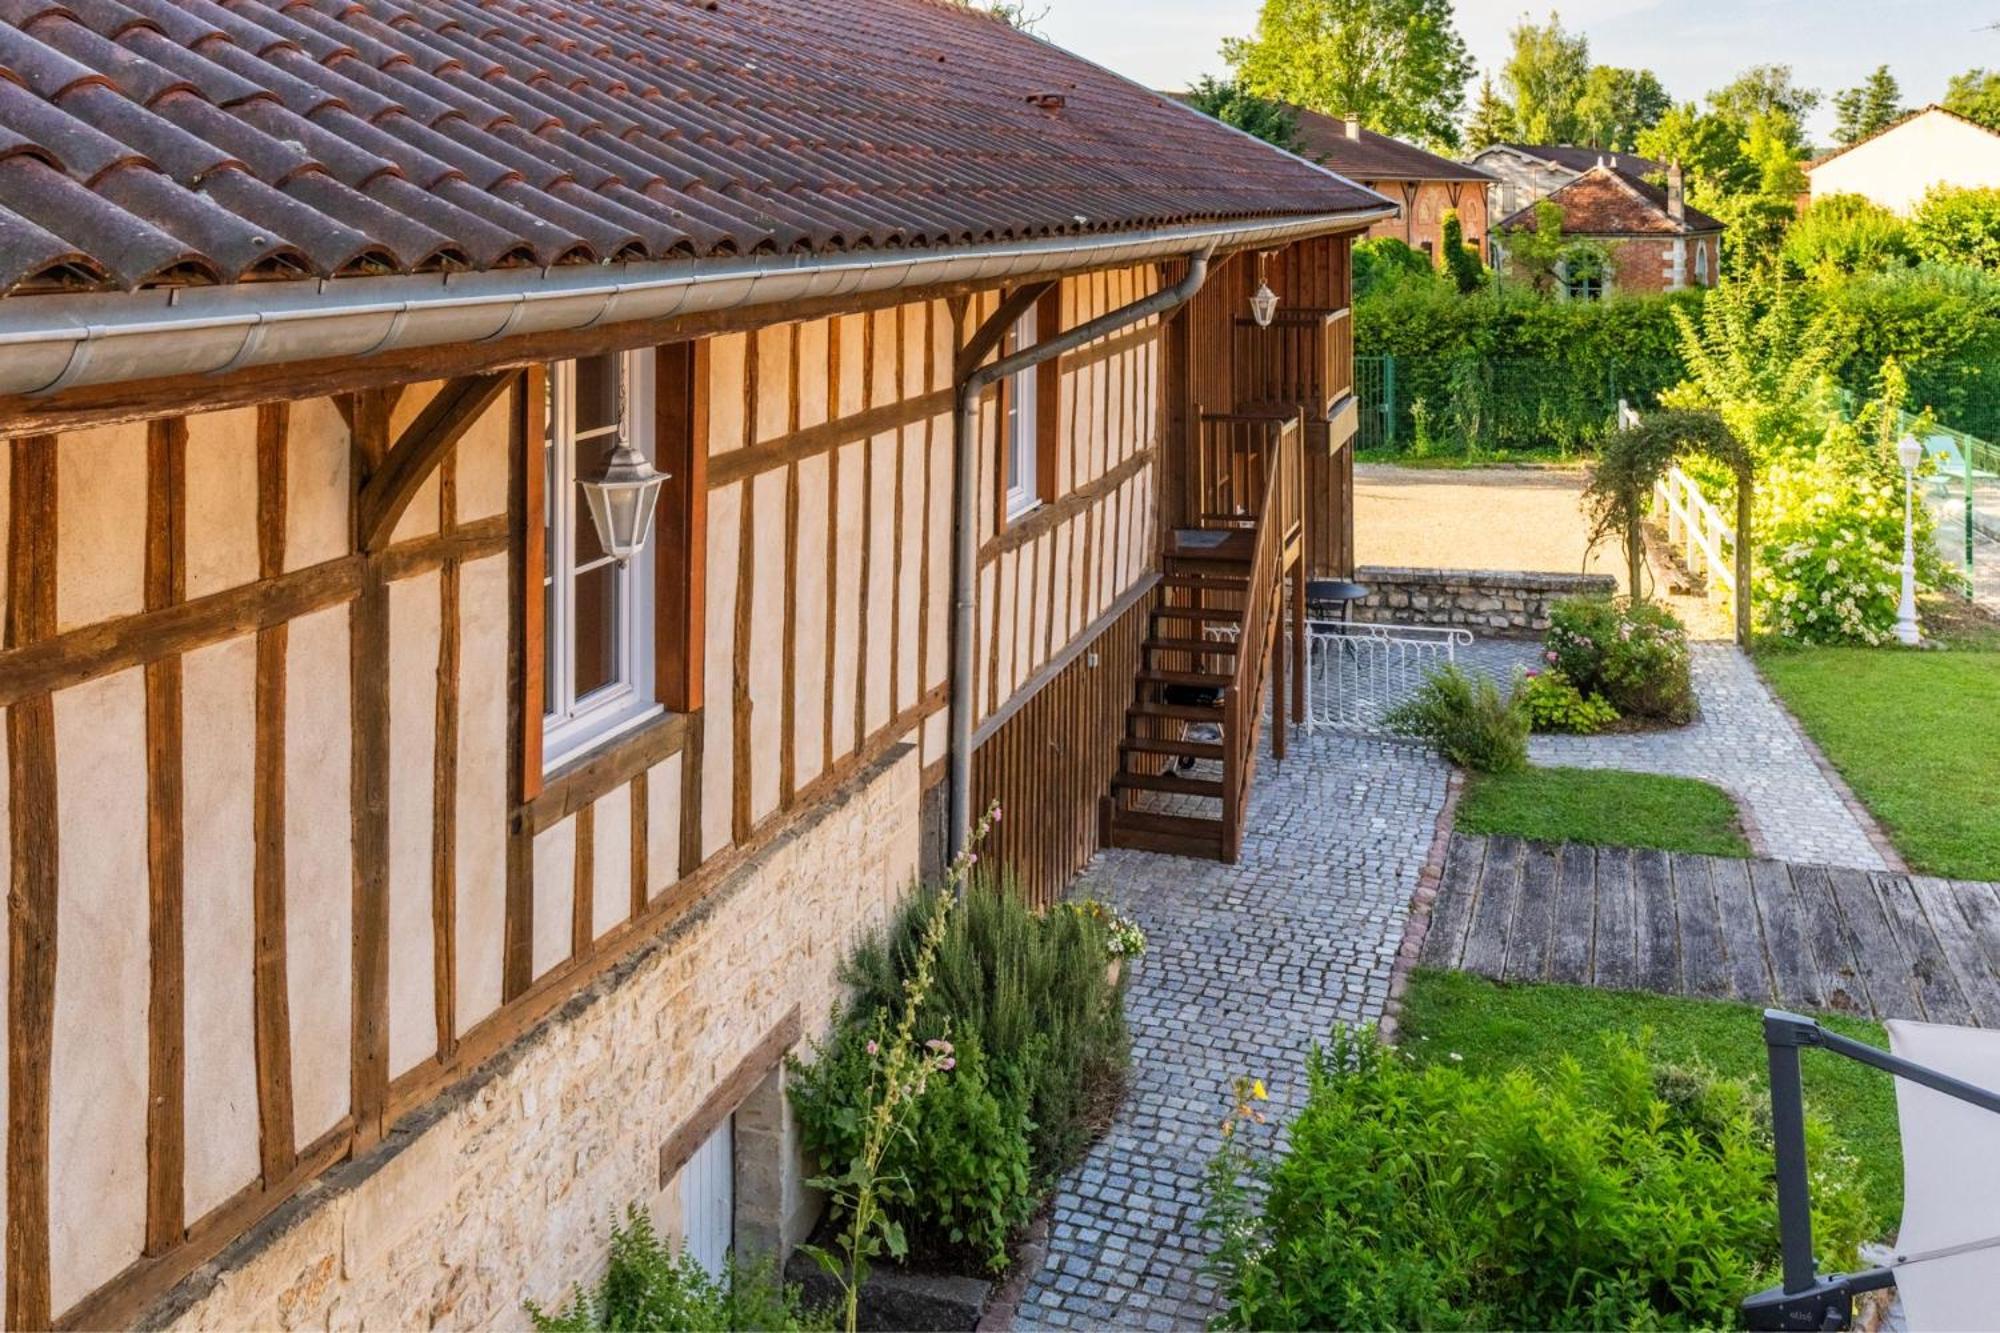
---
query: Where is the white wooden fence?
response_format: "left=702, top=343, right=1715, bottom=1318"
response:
left=1619, top=400, right=1738, bottom=593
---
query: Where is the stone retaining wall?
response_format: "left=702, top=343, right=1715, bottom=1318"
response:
left=1342, top=566, right=1617, bottom=636
left=158, top=746, right=922, bottom=1332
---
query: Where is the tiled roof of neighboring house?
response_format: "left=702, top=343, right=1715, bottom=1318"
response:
left=0, top=0, right=1388, bottom=299
left=1497, top=165, right=1723, bottom=236
left=1488, top=143, right=1668, bottom=178
left=1283, top=108, right=1494, bottom=183
left=1806, top=104, right=2000, bottom=170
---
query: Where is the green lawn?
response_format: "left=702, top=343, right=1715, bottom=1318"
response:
left=1456, top=765, right=1750, bottom=857
left=1399, top=970, right=1903, bottom=1228
left=1757, top=644, right=2000, bottom=881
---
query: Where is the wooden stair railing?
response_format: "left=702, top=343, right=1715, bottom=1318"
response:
left=1104, top=412, right=1303, bottom=864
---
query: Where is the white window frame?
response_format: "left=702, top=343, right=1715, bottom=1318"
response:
left=1694, top=240, right=1710, bottom=285
left=1002, top=306, right=1041, bottom=521
left=542, top=349, right=661, bottom=771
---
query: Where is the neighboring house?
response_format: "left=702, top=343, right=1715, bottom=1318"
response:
left=1469, top=144, right=1669, bottom=225
left=1806, top=105, right=2000, bottom=213
left=0, top=2, right=1390, bottom=1330
left=1494, top=165, right=1723, bottom=296
left=1284, top=110, right=1497, bottom=261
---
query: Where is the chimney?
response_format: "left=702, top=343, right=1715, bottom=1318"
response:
left=1666, top=162, right=1685, bottom=222
left=1343, top=112, right=1361, bottom=141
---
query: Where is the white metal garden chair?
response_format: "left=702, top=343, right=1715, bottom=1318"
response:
left=1744, top=1011, right=2000, bottom=1332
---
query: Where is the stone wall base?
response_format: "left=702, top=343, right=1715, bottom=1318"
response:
left=1340, top=565, right=1618, bottom=636
left=153, top=745, right=922, bottom=1332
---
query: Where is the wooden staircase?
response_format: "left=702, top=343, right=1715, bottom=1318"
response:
left=1101, top=413, right=1305, bottom=864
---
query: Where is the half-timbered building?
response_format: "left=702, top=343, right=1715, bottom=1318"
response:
left=0, top=1, right=1390, bottom=1326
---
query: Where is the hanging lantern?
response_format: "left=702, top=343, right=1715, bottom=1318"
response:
left=579, top=438, right=669, bottom=564
left=1249, top=252, right=1279, bottom=328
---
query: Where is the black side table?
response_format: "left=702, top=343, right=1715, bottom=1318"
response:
left=1306, top=578, right=1370, bottom=625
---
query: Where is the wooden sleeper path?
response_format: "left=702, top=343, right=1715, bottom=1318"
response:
left=1423, top=833, right=2000, bottom=1026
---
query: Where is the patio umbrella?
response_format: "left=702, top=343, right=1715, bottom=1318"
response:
left=1885, top=1018, right=2000, bottom=1331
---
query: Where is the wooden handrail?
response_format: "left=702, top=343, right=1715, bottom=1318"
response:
left=1232, top=306, right=1352, bottom=419
left=1215, top=411, right=1303, bottom=857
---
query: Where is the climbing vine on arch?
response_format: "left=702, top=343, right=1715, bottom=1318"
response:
left=1583, top=408, right=1756, bottom=643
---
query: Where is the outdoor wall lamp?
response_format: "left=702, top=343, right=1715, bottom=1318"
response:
left=1249, top=251, right=1279, bottom=328
left=579, top=370, right=669, bottom=565
left=1896, top=433, right=1923, bottom=647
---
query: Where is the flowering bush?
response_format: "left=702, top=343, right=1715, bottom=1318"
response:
left=1519, top=667, right=1620, bottom=734
left=1065, top=900, right=1147, bottom=958
left=1756, top=461, right=1909, bottom=645
left=1546, top=597, right=1694, bottom=723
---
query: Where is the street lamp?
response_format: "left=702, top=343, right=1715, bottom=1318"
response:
left=1896, top=433, right=1923, bottom=647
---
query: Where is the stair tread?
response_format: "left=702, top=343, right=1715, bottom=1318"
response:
left=1161, top=572, right=1250, bottom=588
left=1110, top=808, right=1226, bottom=838
left=1131, top=700, right=1225, bottom=720
left=1151, top=605, right=1244, bottom=624
left=1120, top=736, right=1225, bottom=760
left=1138, top=668, right=1232, bottom=688
left=1113, top=770, right=1225, bottom=797
left=1143, top=634, right=1239, bottom=653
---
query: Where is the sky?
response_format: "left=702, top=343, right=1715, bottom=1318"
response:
left=1033, top=0, right=1994, bottom=145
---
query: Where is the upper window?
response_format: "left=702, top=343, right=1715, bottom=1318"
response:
left=1001, top=306, right=1041, bottom=521
left=542, top=350, right=660, bottom=769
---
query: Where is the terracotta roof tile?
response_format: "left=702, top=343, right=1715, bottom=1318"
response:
left=0, top=0, right=1386, bottom=296
left=1498, top=165, right=1722, bottom=237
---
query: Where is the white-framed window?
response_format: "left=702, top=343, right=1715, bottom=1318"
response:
left=542, top=349, right=661, bottom=769
left=1694, top=240, right=1710, bottom=286
left=1002, top=306, right=1040, bottom=521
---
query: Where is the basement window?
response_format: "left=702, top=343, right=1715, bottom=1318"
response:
left=541, top=350, right=661, bottom=769
left=1001, top=305, right=1041, bottom=522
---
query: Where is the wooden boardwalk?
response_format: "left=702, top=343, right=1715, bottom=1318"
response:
left=1422, top=834, right=2000, bottom=1026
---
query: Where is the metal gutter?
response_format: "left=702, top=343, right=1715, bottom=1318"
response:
left=0, top=209, right=1393, bottom=398
left=946, top=242, right=1215, bottom=864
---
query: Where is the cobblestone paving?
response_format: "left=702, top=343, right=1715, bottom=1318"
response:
left=1011, top=732, right=1450, bottom=1330
left=1456, top=638, right=1891, bottom=871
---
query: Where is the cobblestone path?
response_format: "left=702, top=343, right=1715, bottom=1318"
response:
left=1458, top=638, right=1893, bottom=871
left=1010, top=732, right=1450, bottom=1330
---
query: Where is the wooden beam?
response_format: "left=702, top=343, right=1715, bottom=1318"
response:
left=143, top=417, right=187, bottom=1258
left=355, top=372, right=518, bottom=553
left=252, top=405, right=297, bottom=1187
left=7, top=436, right=57, bottom=1333
left=655, top=343, right=706, bottom=714
left=519, top=710, right=691, bottom=838
left=657, top=1006, right=802, bottom=1185
left=955, top=281, right=1056, bottom=381
left=349, top=392, right=395, bottom=1152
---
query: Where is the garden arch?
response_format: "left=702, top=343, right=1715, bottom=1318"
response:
left=1585, top=408, right=1755, bottom=644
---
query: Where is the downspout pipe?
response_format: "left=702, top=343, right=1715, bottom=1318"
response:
left=947, top=244, right=1216, bottom=866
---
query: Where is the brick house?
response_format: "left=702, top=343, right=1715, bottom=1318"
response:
left=1284, top=110, right=1497, bottom=263
left=0, top=0, right=1391, bottom=1328
left=1468, top=143, right=1668, bottom=222
left=1494, top=164, right=1723, bottom=295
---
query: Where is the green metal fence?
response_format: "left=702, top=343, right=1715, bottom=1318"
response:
left=1900, top=408, right=2000, bottom=612
left=1353, top=353, right=1683, bottom=457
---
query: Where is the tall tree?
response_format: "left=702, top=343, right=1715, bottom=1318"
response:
left=1575, top=66, right=1670, bottom=151
left=1831, top=66, right=1904, bottom=145
left=1223, top=0, right=1476, bottom=150
left=1182, top=76, right=1305, bottom=154
left=1706, top=64, right=1819, bottom=153
left=1463, top=74, right=1518, bottom=150
left=1500, top=11, right=1591, bottom=144
left=1945, top=68, right=2000, bottom=131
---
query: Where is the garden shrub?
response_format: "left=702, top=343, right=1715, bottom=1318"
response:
left=789, top=881, right=1132, bottom=1271
left=791, top=1026, right=1030, bottom=1273
left=1546, top=597, right=1694, bottom=723
left=529, top=1206, right=831, bottom=1331
left=1519, top=667, right=1619, bottom=734
left=1782, top=193, right=1912, bottom=279
left=1383, top=665, right=1529, bottom=773
left=1907, top=184, right=2000, bottom=271
left=1353, top=236, right=1438, bottom=299
left=1206, top=1029, right=1872, bottom=1332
